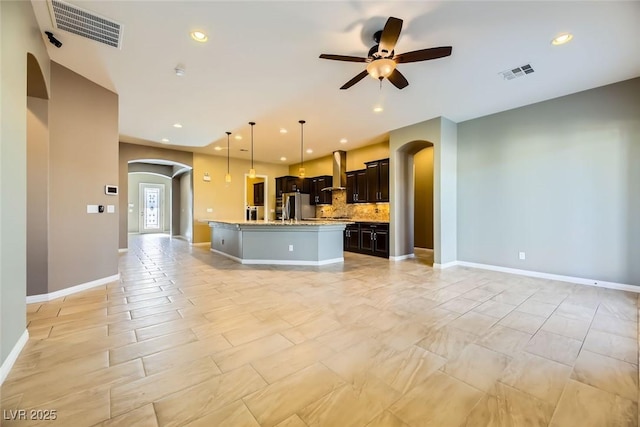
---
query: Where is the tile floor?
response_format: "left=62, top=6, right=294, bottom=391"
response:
left=1, top=234, right=638, bottom=426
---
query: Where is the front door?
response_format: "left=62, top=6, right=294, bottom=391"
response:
left=139, top=183, right=164, bottom=233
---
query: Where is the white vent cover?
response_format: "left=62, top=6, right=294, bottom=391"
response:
left=500, top=64, right=534, bottom=80
left=48, top=0, right=123, bottom=49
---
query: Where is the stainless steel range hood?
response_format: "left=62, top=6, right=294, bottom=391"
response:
left=321, top=150, right=347, bottom=191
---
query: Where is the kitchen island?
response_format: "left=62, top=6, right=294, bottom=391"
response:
left=208, top=220, right=350, bottom=265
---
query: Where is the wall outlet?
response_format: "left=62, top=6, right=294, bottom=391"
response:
left=206, top=208, right=213, bottom=213
left=288, top=245, right=293, bottom=252
left=519, top=252, right=526, bottom=260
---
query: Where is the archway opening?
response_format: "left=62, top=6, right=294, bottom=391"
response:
left=127, top=160, right=193, bottom=242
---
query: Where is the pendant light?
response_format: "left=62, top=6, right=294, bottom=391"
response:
left=225, top=131, right=231, bottom=183
left=298, top=120, right=306, bottom=177
left=248, top=121, right=256, bottom=178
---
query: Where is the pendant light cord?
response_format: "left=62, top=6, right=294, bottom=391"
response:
left=299, top=120, right=305, bottom=170
left=225, top=131, right=231, bottom=174
left=249, top=122, right=255, bottom=169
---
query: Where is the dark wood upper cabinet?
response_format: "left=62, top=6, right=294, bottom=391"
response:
left=275, top=176, right=309, bottom=194
left=275, top=177, right=286, bottom=197
left=346, top=169, right=367, bottom=204
left=309, top=175, right=332, bottom=205
left=364, top=158, right=389, bottom=202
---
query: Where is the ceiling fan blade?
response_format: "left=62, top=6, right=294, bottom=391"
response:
left=387, top=69, right=409, bottom=89
left=340, top=70, right=369, bottom=90
left=320, top=54, right=368, bottom=63
left=394, top=46, right=453, bottom=64
left=378, top=17, right=403, bottom=57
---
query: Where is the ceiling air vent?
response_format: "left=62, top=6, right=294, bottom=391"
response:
left=48, top=0, right=123, bottom=49
left=500, top=64, right=534, bottom=81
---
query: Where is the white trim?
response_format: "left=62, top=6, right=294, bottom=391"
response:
left=190, top=242, right=210, bottom=247
left=118, top=248, right=128, bottom=253
left=390, top=253, right=416, bottom=261
left=434, top=260, right=460, bottom=269
left=210, top=249, right=343, bottom=266
left=457, top=261, right=640, bottom=293
left=1, top=330, right=29, bottom=385
left=210, top=248, right=243, bottom=263
left=26, top=274, right=120, bottom=303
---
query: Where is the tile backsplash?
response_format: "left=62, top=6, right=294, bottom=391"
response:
left=315, top=189, right=389, bottom=222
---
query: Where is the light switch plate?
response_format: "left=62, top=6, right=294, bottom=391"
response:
left=107, top=205, right=115, bottom=213
left=87, top=204, right=99, bottom=214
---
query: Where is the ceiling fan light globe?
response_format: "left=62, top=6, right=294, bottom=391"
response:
left=367, top=58, right=396, bottom=79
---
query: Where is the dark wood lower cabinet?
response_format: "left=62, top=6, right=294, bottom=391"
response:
left=343, top=222, right=389, bottom=258
left=344, top=224, right=361, bottom=252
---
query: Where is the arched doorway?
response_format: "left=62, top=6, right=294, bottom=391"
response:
left=389, top=116, right=458, bottom=267
left=26, top=53, right=50, bottom=297
left=126, top=159, right=193, bottom=242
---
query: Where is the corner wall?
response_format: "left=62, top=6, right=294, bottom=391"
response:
left=48, top=62, right=119, bottom=293
left=414, top=147, right=434, bottom=249
left=457, top=77, right=640, bottom=286
left=0, top=0, right=51, bottom=368
left=27, top=97, right=49, bottom=296
left=389, top=117, right=458, bottom=264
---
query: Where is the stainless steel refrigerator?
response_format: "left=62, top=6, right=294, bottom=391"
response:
left=282, top=192, right=314, bottom=221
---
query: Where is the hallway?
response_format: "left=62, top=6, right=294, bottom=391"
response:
left=2, top=234, right=638, bottom=426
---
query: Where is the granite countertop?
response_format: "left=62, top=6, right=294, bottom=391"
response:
left=309, top=218, right=390, bottom=224
left=207, top=219, right=354, bottom=226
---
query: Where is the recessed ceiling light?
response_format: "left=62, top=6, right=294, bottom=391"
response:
left=280, top=157, right=287, bottom=161
left=279, top=128, right=288, bottom=134
left=306, top=148, right=313, bottom=154
left=214, top=146, right=222, bottom=151
left=373, top=106, right=384, bottom=113
left=340, top=138, right=348, bottom=144
left=173, top=123, right=183, bottom=128
left=551, top=33, right=573, bottom=45
left=234, top=135, right=242, bottom=140
left=190, top=31, right=208, bottom=42
left=161, top=138, right=169, bottom=143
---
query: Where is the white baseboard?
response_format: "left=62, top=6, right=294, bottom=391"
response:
left=210, top=249, right=343, bottom=266
left=210, top=248, right=242, bottom=263
left=26, top=273, right=120, bottom=303
left=434, top=260, right=459, bottom=269
left=1, top=329, right=29, bottom=385
left=457, top=261, right=639, bottom=293
left=190, top=242, right=210, bottom=247
left=390, top=254, right=416, bottom=261
left=118, top=248, right=128, bottom=253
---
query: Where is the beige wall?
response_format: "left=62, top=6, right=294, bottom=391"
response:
left=288, top=141, right=390, bottom=176
left=192, top=153, right=288, bottom=242
left=27, top=97, right=50, bottom=296
left=48, top=62, right=119, bottom=292
left=128, top=173, right=172, bottom=233
left=1, top=0, right=51, bottom=365
left=118, top=142, right=193, bottom=248
left=414, top=147, right=434, bottom=249
left=246, top=177, right=264, bottom=206
left=179, top=172, right=193, bottom=240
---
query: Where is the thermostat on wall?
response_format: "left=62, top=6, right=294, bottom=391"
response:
left=105, top=185, right=118, bottom=195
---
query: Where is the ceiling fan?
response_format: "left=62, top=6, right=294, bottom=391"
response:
left=320, top=17, right=452, bottom=90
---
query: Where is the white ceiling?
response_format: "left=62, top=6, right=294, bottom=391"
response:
left=31, top=1, right=640, bottom=165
